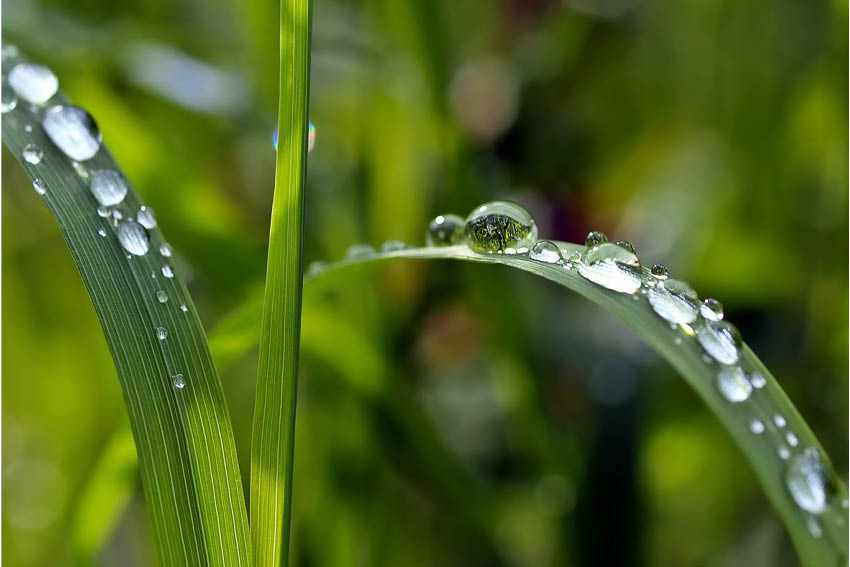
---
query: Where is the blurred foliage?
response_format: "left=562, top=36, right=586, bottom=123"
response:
left=2, top=0, right=846, bottom=564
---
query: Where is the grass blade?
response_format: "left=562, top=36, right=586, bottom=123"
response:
left=250, top=0, right=313, bottom=564
left=2, top=53, right=250, bottom=567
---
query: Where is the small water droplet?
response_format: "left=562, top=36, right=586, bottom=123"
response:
left=180, top=304, right=188, bottom=312
left=696, top=320, right=742, bottom=365
left=380, top=240, right=408, bottom=253
left=716, top=366, right=752, bottom=402
left=161, top=265, right=174, bottom=278
left=112, top=210, right=124, bottom=221
left=42, top=105, right=102, bottom=161
left=24, top=124, right=33, bottom=133
left=427, top=214, right=466, bottom=247
left=156, top=290, right=168, bottom=303
left=22, top=144, right=43, bottom=164
left=32, top=178, right=46, bottom=195
left=700, top=298, right=724, bottom=321
left=306, top=260, right=327, bottom=277
left=89, top=170, right=128, bottom=207
left=779, top=446, right=791, bottom=460
left=172, top=374, right=185, bottom=389
left=529, top=240, right=562, bottom=263
left=8, top=63, right=58, bottom=104
left=841, top=498, right=848, bottom=509
left=774, top=415, right=787, bottom=428
left=97, top=206, right=111, bottom=218
left=674, top=336, right=683, bottom=345
left=1, top=82, right=17, bottom=113
left=345, top=243, right=375, bottom=260
left=465, top=201, right=537, bottom=254
left=95, top=228, right=106, bottom=238
left=159, top=243, right=172, bottom=257
left=2, top=44, right=20, bottom=60
left=650, top=264, right=669, bottom=280
left=117, top=222, right=150, bottom=256
left=750, top=419, right=765, bottom=434
left=584, top=231, right=607, bottom=248
left=786, top=432, right=799, bottom=447
left=787, top=448, right=828, bottom=514
left=150, top=271, right=156, bottom=279
left=156, top=326, right=167, bottom=340
left=577, top=242, right=642, bottom=294
left=137, top=206, right=157, bottom=229
left=615, top=240, right=635, bottom=254
left=750, top=373, right=766, bottom=389
left=807, top=515, right=822, bottom=538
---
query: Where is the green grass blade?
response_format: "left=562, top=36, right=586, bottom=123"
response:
left=2, top=53, right=250, bottom=567
left=250, top=0, right=313, bottom=564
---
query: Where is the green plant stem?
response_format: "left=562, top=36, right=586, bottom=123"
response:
left=250, top=0, right=312, bottom=565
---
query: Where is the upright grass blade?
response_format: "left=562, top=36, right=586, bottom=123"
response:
left=250, top=0, right=313, bottom=564
left=1, top=54, right=251, bottom=566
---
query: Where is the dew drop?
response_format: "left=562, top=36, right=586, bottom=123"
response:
left=89, top=170, right=128, bottom=207
left=2, top=44, right=20, bottom=60
left=307, top=121, right=316, bottom=152
left=615, top=240, right=635, bottom=254
left=117, top=222, right=150, bottom=256
left=172, top=374, right=185, bottom=389
left=807, top=516, right=822, bottom=538
left=464, top=201, right=537, bottom=254
left=112, top=210, right=124, bottom=221
left=8, top=63, right=58, bottom=104
left=137, top=206, right=157, bottom=229
left=696, top=320, right=742, bottom=365
left=22, top=144, right=43, bottom=164
left=648, top=285, right=699, bottom=325
left=650, top=264, right=669, bottom=280
left=779, top=446, right=791, bottom=460
left=750, top=373, right=766, bottom=389
left=427, top=214, right=466, bottom=247
left=306, top=260, right=327, bottom=277
left=97, top=228, right=107, bottom=237
left=42, top=105, right=102, bottom=161
left=1, top=83, right=17, bottom=113
left=156, top=326, right=167, bottom=340
left=577, top=242, right=642, bottom=294
left=787, top=448, right=828, bottom=514
left=24, top=124, right=33, bottom=133
left=529, top=240, right=562, bottom=264
left=716, top=366, right=752, bottom=402
left=750, top=419, right=765, bottom=434
left=345, top=243, right=375, bottom=260
left=786, top=432, right=799, bottom=447
left=156, top=290, right=168, bottom=303
left=97, top=206, right=111, bottom=218
left=774, top=415, right=787, bottom=428
left=161, top=265, right=174, bottom=278
left=32, top=178, right=46, bottom=195
left=159, top=243, right=172, bottom=257
left=380, top=240, right=408, bottom=253
left=180, top=304, right=188, bottom=312
left=700, top=298, right=724, bottom=321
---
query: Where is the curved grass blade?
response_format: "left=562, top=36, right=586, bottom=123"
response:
left=1, top=52, right=251, bottom=567
left=250, top=0, right=313, bottom=564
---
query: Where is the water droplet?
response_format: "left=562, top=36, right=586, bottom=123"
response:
left=750, top=373, right=766, bottom=389
left=156, top=327, right=167, bottom=340
left=156, top=290, right=168, bottom=303
left=583, top=242, right=641, bottom=269
left=8, top=63, right=58, bottom=104
left=774, top=415, right=787, bottom=428
left=700, top=298, right=724, bottom=321
left=786, top=432, right=799, bottom=447
left=696, top=320, right=742, bottom=365
left=2, top=44, right=20, bottom=60
left=42, top=105, right=102, bottom=161
left=172, top=374, right=185, bottom=389
left=112, top=210, right=123, bottom=221
left=807, top=516, right=822, bottom=538
left=615, top=240, right=635, bottom=254
left=180, top=304, right=188, bottom=312
left=750, top=419, right=765, bottom=434
left=159, top=243, right=172, bottom=257
left=161, top=265, right=174, bottom=278
left=779, top=446, right=791, bottom=460
left=380, top=240, right=407, bottom=253
left=529, top=240, right=562, bottom=263
left=787, top=448, right=828, bottom=514
left=427, top=214, right=466, bottom=247
left=308, top=121, right=316, bottom=152
left=650, top=264, right=669, bottom=280
left=716, top=366, right=752, bottom=402
left=584, top=231, right=607, bottom=248
left=465, top=201, right=537, bottom=254
left=22, top=144, right=43, bottom=164
left=97, top=228, right=107, bottom=237
left=577, top=242, right=643, bottom=294
left=89, top=170, right=128, bottom=207
left=150, top=271, right=157, bottom=279
left=1, top=82, right=17, bottom=113
left=24, top=124, right=33, bottom=133
left=137, top=206, right=157, bottom=229
left=97, top=206, right=111, bottom=218
left=32, top=178, right=46, bottom=195
left=841, top=498, right=848, bottom=509
left=345, top=243, right=375, bottom=260
left=117, top=222, right=149, bottom=256
left=648, top=284, right=699, bottom=325
left=306, top=260, right=327, bottom=277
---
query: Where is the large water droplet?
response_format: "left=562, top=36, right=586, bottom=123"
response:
left=161, top=265, right=174, bottom=278
left=380, top=240, right=407, bottom=253
left=696, top=320, right=742, bottom=365
left=117, top=222, right=149, bottom=256
left=156, top=290, right=168, bottom=303
left=1, top=83, right=17, bottom=113
left=172, top=374, right=185, bottom=389
left=137, top=206, right=157, bottom=229
left=584, top=231, right=607, bottom=248
left=89, top=170, right=128, bottom=207
left=787, top=448, right=828, bottom=514
left=8, top=63, right=58, bottom=104
left=345, top=243, right=375, bottom=260
left=529, top=240, right=562, bottom=263
left=577, top=242, right=642, bottom=294
left=716, top=366, right=752, bottom=402
left=700, top=298, right=724, bottom=321
left=32, top=178, right=46, bottom=195
left=42, top=105, right=102, bottom=161
left=648, top=280, right=699, bottom=325
left=156, top=327, right=167, bottom=340
left=464, top=201, right=537, bottom=254
left=427, top=214, right=466, bottom=247
left=22, top=144, right=43, bottom=164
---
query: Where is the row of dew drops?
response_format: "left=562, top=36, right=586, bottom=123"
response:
left=2, top=48, right=187, bottom=391
left=328, top=200, right=847, bottom=538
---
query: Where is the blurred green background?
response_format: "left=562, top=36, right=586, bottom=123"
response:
left=2, top=0, right=847, bottom=564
